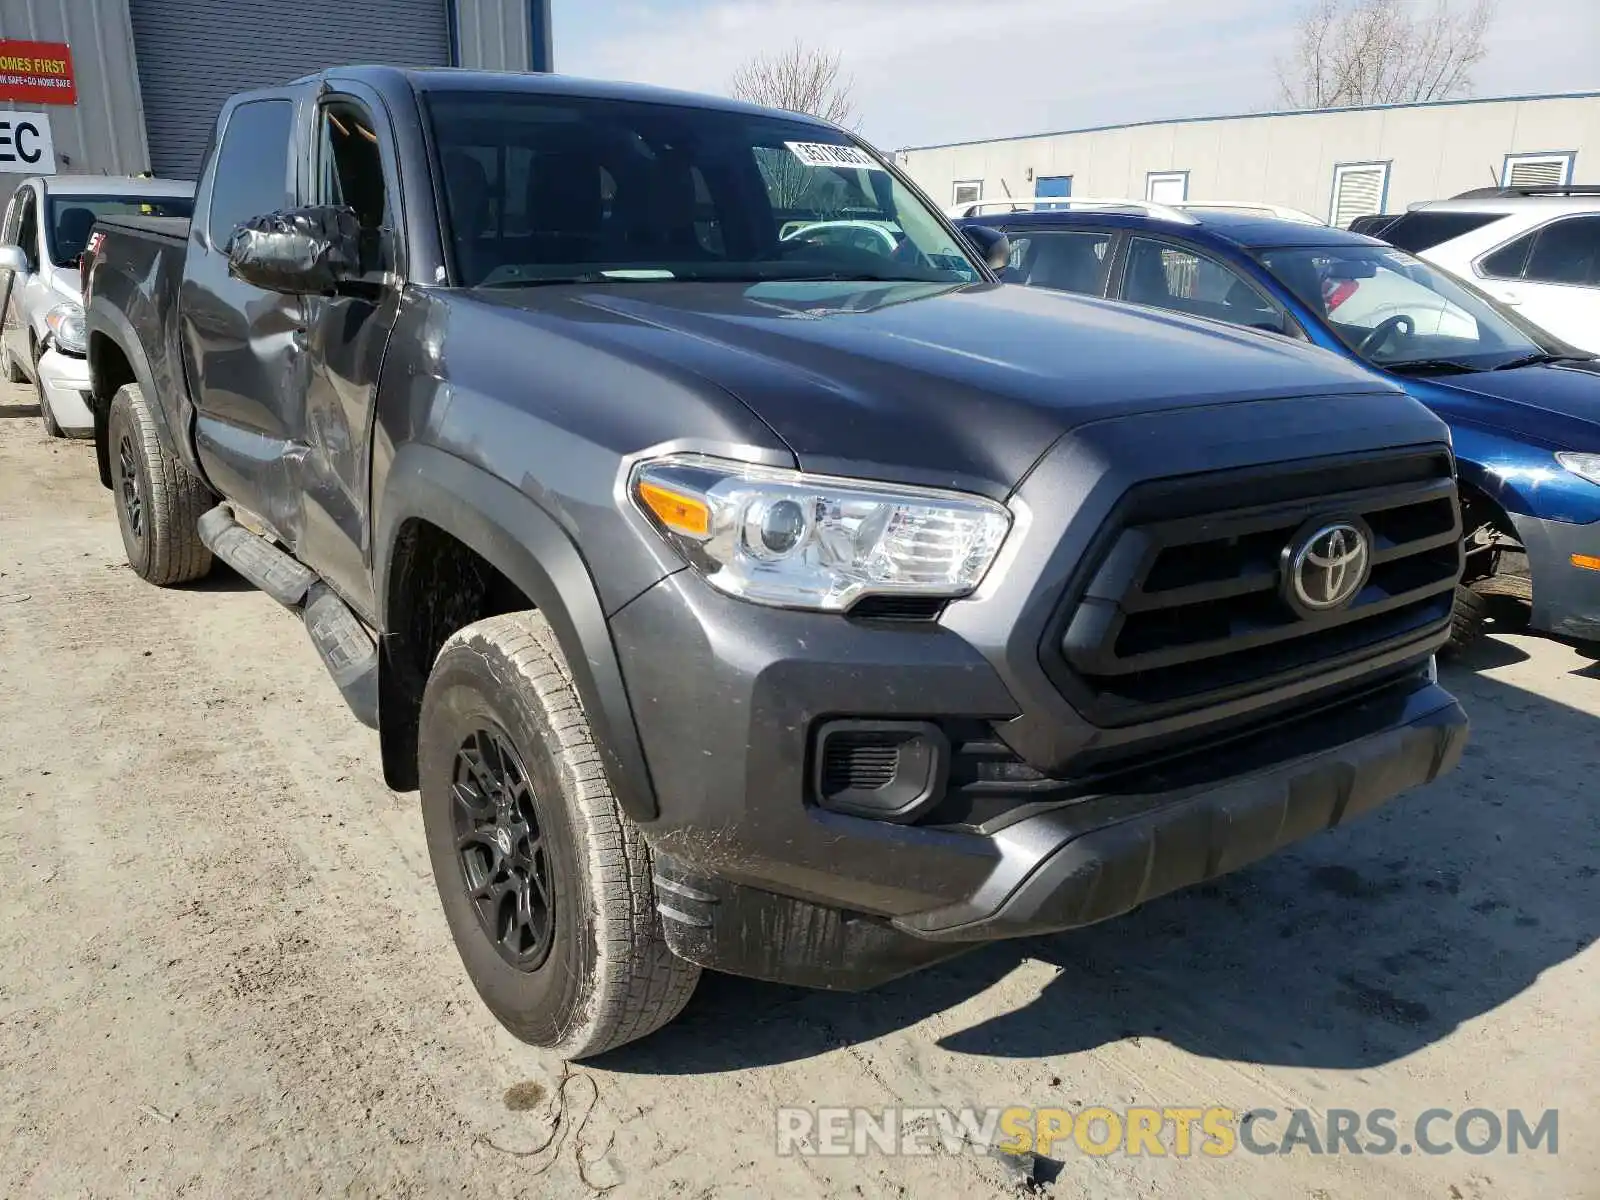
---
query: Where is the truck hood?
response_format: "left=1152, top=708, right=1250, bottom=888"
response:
left=473, top=280, right=1402, bottom=495
left=1409, top=358, right=1600, bottom=451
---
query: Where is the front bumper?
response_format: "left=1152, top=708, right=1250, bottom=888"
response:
left=37, top=348, right=93, bottom=434
left=1511, top=511, right=1600, bottom=641
left=615, top=571, right=1467, bottom=989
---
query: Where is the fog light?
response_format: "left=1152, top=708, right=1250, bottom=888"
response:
left=813, top=720, right=948, bottom=823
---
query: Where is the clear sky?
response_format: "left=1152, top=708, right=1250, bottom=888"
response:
left=551, top=0, right=1599, bottom=149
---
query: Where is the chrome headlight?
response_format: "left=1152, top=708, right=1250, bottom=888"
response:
left=45, top=301, right=86, bottom=356
left=631, top=454, right=1012, bottom=611
left=1556, top=451, right=1600, bottom=487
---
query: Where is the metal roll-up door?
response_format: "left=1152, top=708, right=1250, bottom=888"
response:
left=129, top=0, right=451, bottom=180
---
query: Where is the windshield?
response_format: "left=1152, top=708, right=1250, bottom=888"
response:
left=45, top=194, right=194, bottom=268
left=1257, top=244, right=1549, bottom=370
left=424, top=90, right=981, bottom=288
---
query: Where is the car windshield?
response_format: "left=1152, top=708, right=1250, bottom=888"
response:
left=424, top=90, right=981, bottom=288
left=45, top=194, right=193, bottom=267
left=1257, top=244, right=1550, bottom=370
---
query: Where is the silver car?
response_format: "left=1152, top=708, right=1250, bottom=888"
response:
left=0, top=175, right=194, bottom=436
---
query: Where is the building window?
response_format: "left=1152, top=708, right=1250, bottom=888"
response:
left=1330, top=162, right=1390, bottom=228
left=1503, top=152, right=1575, bottom=190
left=1034, top=174, right=1072, bottom=210
left=1146, top=171, right=1188, bottom=204
left=953, top=180, right=982, bottom=208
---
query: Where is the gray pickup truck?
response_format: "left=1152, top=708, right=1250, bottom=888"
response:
left=83, top=67, right=1468, bottom=1058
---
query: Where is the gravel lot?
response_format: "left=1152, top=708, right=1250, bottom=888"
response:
left=1, top=384, right=1595, bottom=1199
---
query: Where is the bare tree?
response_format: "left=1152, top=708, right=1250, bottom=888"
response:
left=729, top=40, right=858, bottom=127
left=1276, top=0, right=1497, bottom=109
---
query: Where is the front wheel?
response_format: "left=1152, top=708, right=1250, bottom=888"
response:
left=37, top=372, right=61, bottom=437
left=419, top=611, right=699, bottom=1059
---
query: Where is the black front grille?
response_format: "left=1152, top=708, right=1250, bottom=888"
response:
left=1047, top=450, right=1460, bottom=727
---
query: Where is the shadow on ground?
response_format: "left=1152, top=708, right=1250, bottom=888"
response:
left=603, top=652, right=1598, bottom=1075
left=0, top=400, right=41, bottom=419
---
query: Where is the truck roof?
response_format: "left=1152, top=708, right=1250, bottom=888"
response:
left=288, top=65, right=836, bottom=127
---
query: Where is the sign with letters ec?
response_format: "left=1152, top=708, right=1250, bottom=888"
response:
left=0, top=110, right=56, bottom=174
left=0, top=40, right=76, bottom=105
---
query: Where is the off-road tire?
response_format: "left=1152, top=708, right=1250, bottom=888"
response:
left=1444, top=584, right=1489, bottom=654
left=108, top=383, right=213, bottom=585
left=419, top=611, right=699, bottom=1059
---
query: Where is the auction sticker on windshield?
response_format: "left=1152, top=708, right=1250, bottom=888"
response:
left=785, top=142, right=884, bottom=171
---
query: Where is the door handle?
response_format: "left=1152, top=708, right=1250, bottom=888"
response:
left=1499, top=290, right=1522, bottom=306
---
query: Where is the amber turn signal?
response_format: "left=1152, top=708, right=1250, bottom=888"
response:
left=638, top=480, right=711, bottom=538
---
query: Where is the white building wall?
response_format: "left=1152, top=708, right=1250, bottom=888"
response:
left=901, top=93, right=1600, bottom=222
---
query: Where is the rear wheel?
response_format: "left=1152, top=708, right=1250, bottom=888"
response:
left=420, top=611, right=699, bottom=1059
left=108, top=383, right=214, bottom=585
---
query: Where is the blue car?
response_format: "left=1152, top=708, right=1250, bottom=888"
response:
left=961, top=205, right=1600, bottom=646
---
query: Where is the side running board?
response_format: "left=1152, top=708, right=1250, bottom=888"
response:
left=197, top=505, right=380, bottom=729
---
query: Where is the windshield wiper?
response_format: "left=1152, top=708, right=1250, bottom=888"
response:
left=1490, top=351, right=1595, bottom=371
left=1385, top=358, right=1479, bottom=375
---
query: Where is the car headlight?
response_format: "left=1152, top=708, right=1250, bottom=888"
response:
left=45, top=301, right=86, bottom=356
left=631, top=454, right=1012, bottom=611
left=1556, top=451, right=1600, bottom=487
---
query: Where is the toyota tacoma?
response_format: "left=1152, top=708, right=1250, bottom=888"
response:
left=83, top=67, right=1468, bottom=1058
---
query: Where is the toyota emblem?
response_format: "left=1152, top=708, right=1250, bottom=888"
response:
left=1285, top=519, right=1372, bottom=615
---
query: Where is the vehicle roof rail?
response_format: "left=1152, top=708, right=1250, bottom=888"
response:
left=956, top=197, right=1199, bottom=224
left=1449, top=184, right=1600, bottom=199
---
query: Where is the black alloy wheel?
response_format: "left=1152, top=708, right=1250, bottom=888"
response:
left=118, top=433, right=144, bottom=542
left=451, top=726, right=555, bottom=971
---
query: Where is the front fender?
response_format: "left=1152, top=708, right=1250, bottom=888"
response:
left=374, top=442, right=659, bottom=821
left=1453, top=423, right=1600, bottom=526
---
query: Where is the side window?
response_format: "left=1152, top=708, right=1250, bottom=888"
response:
left=1123, top=237, right=1285, bottom=333
left=1005, top=229, right=1111, bottom=295
left=1479, top=230, right=1534, bottom=280
left=1523, top=217, right=1600, bottom=286
left=16, top=191, right=38, bottom=271
left=315, top=99, right=389, bottom=233
left=206, top=99, right=294, bottom=248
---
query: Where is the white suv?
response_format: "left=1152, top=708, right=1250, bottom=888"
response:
left=1376, top=187, right=1600, bottom=353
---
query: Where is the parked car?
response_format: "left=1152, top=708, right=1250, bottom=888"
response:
left=0, top=175, right=193, bottom=436
left=962, top=204, right=1600, bottom=645
left=1369, top=185, right=1600, bottom=354
left=85, top=66, right=1467, bottom=1058
left=945, top=198, right=1323, bottom=224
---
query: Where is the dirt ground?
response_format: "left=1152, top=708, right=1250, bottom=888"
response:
left=1, top=383, right=1596, bottom=1200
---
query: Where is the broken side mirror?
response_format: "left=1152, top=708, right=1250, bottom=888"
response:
left=225, top=205, right=366, bottom=295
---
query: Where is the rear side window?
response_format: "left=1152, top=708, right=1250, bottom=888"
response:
left=206, top=99, right=294, bottom=247
left=1523, top=216, right=1600, bottom=286
left=1479, top=230, right=1534, bottom=279
left=1001, top=229, right=1110, bottom=295
left=1382, top=211, right=1503, bottom=253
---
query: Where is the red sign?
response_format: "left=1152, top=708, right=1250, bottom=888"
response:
left=0, top=40, right=75, bottom=106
